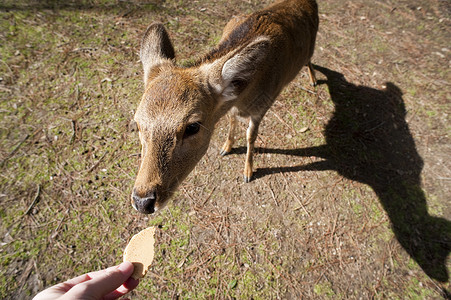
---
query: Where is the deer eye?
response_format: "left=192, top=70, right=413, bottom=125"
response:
left=184, top=122, right=201, bottom=138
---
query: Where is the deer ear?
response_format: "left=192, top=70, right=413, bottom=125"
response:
left=209, top=37, right=270, bottom=101
left=140, top=22, right=175, bottom=85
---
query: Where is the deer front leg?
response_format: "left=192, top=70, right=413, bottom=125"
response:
left=244, top=118, right=260, bottom=183
left=307, top=61, right=317, bottom=87
left=220, top=111, right=238, bottom=156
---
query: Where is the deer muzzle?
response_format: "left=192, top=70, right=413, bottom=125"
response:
left=132, top=188, right=157, bottom=214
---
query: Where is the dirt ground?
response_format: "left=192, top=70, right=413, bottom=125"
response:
left=0, top=0, right=450, bottom=299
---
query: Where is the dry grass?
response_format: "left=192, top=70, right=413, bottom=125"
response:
left=0, top=0, right=450, bottom=299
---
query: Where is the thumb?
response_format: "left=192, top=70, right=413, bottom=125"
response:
left=62, top=262, right=134, bottom=300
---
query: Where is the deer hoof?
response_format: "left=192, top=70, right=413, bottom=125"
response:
left=220, top=149, right=230, bottom=156
left=243, top=175, right=252, bottom=183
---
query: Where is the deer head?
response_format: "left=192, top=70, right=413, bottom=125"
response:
left=131, top=23, right=269, bottom=214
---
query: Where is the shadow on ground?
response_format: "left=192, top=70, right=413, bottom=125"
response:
left=235, top=66, right=451, bottom=285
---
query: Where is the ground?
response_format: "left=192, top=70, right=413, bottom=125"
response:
left=0, top=0, right=450, bottom=299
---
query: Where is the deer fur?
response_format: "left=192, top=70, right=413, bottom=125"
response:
left=132, top=0, right=319, bottom=214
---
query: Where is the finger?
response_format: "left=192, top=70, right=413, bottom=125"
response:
left=123, top=277, right=140, bottom=291
left=63, top=273, right=92, bottom=287
left=55, top=266, right=116, bottom=293
left=32, top=274, right=91, bottom=300
left=62, top=262, right=134, bottom=299
left=103, top=278, right=140, bottom=300
left=86, top=265, right=118, bottom=278
left=84, top=262, right=134, bottom=297
left=39, top=267, right=112, bottom=297
left=46, top=273, right=92, bottom=294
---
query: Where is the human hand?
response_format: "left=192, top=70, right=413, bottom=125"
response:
left=33, top=261, right=139, bottom=300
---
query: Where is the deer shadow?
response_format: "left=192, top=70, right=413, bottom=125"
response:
left=236, top=65, right=450, bottom=283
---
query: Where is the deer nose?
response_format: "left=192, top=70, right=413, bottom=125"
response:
left=132, top=189, right=156, bottom=214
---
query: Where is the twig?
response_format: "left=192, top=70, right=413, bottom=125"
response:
left=177, top=250, right=194, bottom=268
left=51, top=209, right=69, bottom=239
left=200, top=186, right=217, bottom=206
left=17, top=259, right=35, bottom=294
left=264, top=181, right=278, bottom=206
left=87, top=142, right=124, bottom=173
left=299, top=85, right=317, bottom=95
left=0, top=134, right=30, bottom=168
left=87, top=150, right=109, bottom=173
left=364, top=121, right=386, bottom=133
left=269, top=110, right=297, bottom=136
left=71, top=47, right=97, bottom=52
left=0, top=59, right=14, bottom=77
left=70, top=120, right=77, bottom=144
left=263, top=255, right=301, bottom=296
left=329, top=213, right=339, bottom=245
left=24, top=184, right=41, bottom=215
left=1, top=128, right=41, bottom=168
left=0, top=85, right=13, bottom=93
left=288, top=188, right=311, bottom=217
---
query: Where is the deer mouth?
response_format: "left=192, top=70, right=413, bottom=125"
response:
left=131, top=188, right=157, bottom=214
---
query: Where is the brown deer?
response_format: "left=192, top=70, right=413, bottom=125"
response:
left=132, top=0, right=319, bottom=214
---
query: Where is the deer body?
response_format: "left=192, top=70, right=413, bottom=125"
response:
left=132, top=0, right=318, bottom=214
